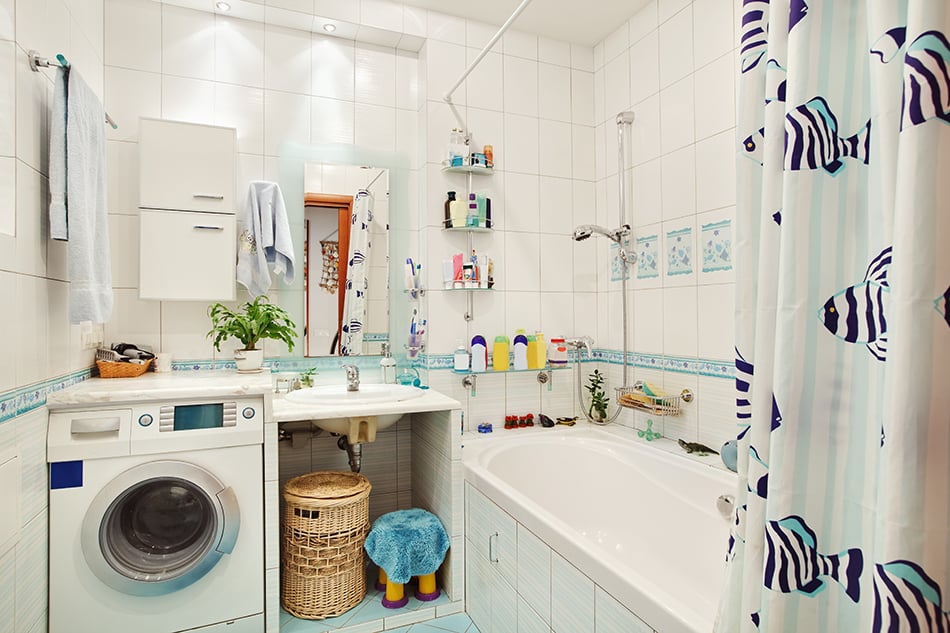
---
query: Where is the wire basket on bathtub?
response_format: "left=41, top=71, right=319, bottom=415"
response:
left=615, top=381, right=692, bottom=416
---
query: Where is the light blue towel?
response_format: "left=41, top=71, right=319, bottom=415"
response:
left=49, top=67, right=68, bottom=240
left=54, top=66, right=113, bottom=324
left=236, top=181, right=295, bottom=297
left=364, top=509, right=450, bottom=585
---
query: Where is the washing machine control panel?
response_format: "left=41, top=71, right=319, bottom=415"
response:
left=138, top=413, right=153, bottom=427
left=158, top=401, right=238, bottom=432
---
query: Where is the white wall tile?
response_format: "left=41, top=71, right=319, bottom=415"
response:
left=504, top=172, right=539, bottom=233
left=355, top=43, right=395, bottom=108
left=0, top=157, right=13, bottom=236
left=634, top=287, right=664, bottom=354
left=504, top=113, right=539, bottom=175
left=0, top=0, right=12, bottom=41
left=572, top=124, right=596, bottom=182
left=15, top=275, right=49, bottom=386
left=693, top=52, right=735, bottom=140
left=360, top=0, right=402, bottom=32
left=426, top=11, right=464, bottom=45
left=539, top=176, right=573, bottom=235
left=313, top=0, right=359, bottom=23
left=604, top=52, right=630, bottom=119
left=629, top=93, right=661, bottom=166
left=0, top=41, right=13, bottom=157
left=161, top=75, right=215, bottom=124
left=465, top=49, right=502, bottom=113
left=695, top=130, right=736, bottom=212
left=629, top=1, right=658, bottom=45
left=311, top=33, right=353, bottom=100
left=570, top=70, right=594, bottom=126
left=105, top=140, right=138, bottom=214
left=658, top=5, right=693, bottom=88
left=603, top=22, right=629, bottom=63
left=571, top=44, right=594, bottom=72
left=631, top=158, right=662, bottom=229
left=538, top=63, right=570, bottom=123
left=105, top=0, right=161, bottom=73
left=395, top=50, right=418, bottom=111
left=104, top=66, right=161, bottom=142
left=539, top=37, right=570, bottom=67
left=539, top=234, right=572, bottom=293
left=660, top=144, right=696, bottom=221
left=310, top=95, right=354, bottom=145
left=663, top=285, right=697, bottom=357
left=504, top=56, right=538, bottom=118
left=263, top=24, right=311, bottom=94
left=660, top=75, right=694, bottom=153
left=162, top=5, right=214, bottom=81
left=108, top=213, right=139, bottom=288
left=424, top=39, right=464, bottom=102
left=214, top=83, right=264, bottom=155
left=658, top=0, right=691, bottom=24
left=504, top=233, right=540, bottom=293
left=0, top=272, right=14, bottom=391
left=14, top=510, right=47, bottom=631
left=263, top=90, right=310, bottom=156
left=693, top=0, right=735, bottom=69
left=215, top=16, right=265, bottom=88
left=105, top=289, right=161, bottom=352
left=354, top=102, right=395, bottom=152
left=14, top=162, right=46, bottom=277
left=15, top=51, right=49, bottom=174
left=160, top=300, right=214, bottom=359
left=504, top=29, right=537, bottom=60
left=47, top=280, right=70, bottom=377
left=539, top=120, right=571, bottom=179
left=698, top=283, right=734, bottom=361
left=629, top=31, right=659, bottom=106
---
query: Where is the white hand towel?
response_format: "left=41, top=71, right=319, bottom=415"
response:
left=49, top=67, right=68, bottom=241
left=64, top=68, right=112, bottom=324
left=236, top=181, right=295, bottom=297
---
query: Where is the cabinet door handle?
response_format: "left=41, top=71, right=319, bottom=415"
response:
left=193, top=193, right=225, bottom=200
left=193, top=225, right=224, bottom=231
left=488, top=532, right=499, bottom=563
left=71, top=417, right=121, bottom=434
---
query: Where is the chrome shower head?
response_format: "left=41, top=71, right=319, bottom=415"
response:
left=572, top=226, right=594, bottom=241
left=572, top=224, right=629, bottom=244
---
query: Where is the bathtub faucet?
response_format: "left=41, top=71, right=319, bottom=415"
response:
left=565, top=336, right=594, bottom=358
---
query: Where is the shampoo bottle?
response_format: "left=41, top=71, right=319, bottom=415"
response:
left=526, top=334, right=540, bottom=370
left=534, top=331, right=546, bottom=368
left=471, top=335, right=488, bottom=372
left=493, top=336, right=510, bottom=371
left=380, top=342, right=396, bottom=384
left=512, top=330, right=528, bottom=370
left=444, top=191, right=457, bottom=228
left=454, top=342, right=469, bottom=371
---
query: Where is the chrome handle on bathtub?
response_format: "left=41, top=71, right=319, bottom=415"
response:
left=488, top=532, right=499, bottom=563
left=717, top=494, right=736, bottom=520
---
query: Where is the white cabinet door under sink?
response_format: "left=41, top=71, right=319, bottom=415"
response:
left=465, top=483, right=517, bottom=633
left=139, top=210, right=236, bottom=301
left=139, top=118, right=236, bottom=214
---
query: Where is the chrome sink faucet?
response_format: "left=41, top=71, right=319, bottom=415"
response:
left=342, top=365, right=360, bottom=391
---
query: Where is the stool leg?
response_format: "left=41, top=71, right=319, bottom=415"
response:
left=375, top=567, right=387, bottom=592
left=415, top=573, right=441, bottom=601
left=381, top=580, right=408, bottom=609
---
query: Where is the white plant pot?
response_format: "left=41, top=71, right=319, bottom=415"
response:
left=234, top=348, right=264, bottom=372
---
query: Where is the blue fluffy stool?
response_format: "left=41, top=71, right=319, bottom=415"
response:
left=364, top=508, right=450, bottom=608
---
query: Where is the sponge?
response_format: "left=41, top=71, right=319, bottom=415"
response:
left=641, top=381, right=668, bottom=398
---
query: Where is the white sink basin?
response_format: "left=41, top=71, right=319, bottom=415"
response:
left=283, top=384, right=425, bottom=440
left=285, top=383, right=425, bottom=406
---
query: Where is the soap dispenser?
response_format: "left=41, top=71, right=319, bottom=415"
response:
left=380, top=343, right=396, bottom=384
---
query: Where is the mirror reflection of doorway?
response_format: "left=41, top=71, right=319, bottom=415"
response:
left=304, top=194, right=352, bottom=356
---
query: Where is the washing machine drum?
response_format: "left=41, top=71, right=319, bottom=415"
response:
left=81, top=460, right=240, bottom=597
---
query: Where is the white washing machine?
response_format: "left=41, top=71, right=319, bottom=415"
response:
left=48, top=396, right=265, bottom=633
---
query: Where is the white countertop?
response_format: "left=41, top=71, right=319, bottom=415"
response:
left=46, top=370, right=275, bottom=408
left=271, top=388, right=461, bottom=422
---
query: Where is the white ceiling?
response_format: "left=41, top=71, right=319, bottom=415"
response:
left=397, top=0, right=650, bottom=47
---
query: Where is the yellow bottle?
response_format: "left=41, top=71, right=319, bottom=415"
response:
left=526, top=335, right=540, bottom=370
left=534, top=332, right=546, bottom=368
left=493, top=336, right=510, bottom=371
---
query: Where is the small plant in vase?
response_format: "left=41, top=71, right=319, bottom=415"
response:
left=586, top=369, right=610, bottom=422
left=207, top=296, right=297, bottom=372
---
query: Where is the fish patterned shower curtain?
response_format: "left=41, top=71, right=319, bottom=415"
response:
left=718, top=0, right=950, bottom=631
left=339, top=190, right=373, bottom=355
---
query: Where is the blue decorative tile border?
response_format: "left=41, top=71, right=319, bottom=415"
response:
left=666, top=227, right=693, bottom=276
left=636, top=235, right=660, bottom=279
left=0, top=368, right=94, bottom=425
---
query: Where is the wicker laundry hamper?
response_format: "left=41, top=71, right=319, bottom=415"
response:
left=282, top=471, right=372, bottom=619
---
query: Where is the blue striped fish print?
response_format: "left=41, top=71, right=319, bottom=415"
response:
left=765, top=59, right=787, bottom=104
left=788, top=0, right=808, bottom=33
left=819, top=246, right=892, bottom=361
left=727, top=503, right=748, bottom=562
left=736, top=349, right=753, bottom=423
left=901, top=31, right=950, bottom=130
left=740, top=0, right=770, bottom=73
left=765, top=515, right=863, bottom=603
left=936, top=285, right=950, bottom=329
left=785, top=97, right=871, bottom=176
left=873, top=560, right=950, bottom=632
left=871, top=27, right=907, bottom=64
left=748, top=446, right=769, bottom=499
left=349, top=250, right=366, bottom=266
left=741, top=127, right=766, bottom=164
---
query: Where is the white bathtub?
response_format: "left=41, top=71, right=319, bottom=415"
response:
left=462, top=427, right=736, bottom=633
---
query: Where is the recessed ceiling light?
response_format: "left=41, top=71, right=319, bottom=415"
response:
left=215, top=1, right=231, bottom=11
left=323, top=23, right=337, bottom=33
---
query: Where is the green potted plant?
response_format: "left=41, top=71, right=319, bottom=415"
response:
left=586, top=369, right=610, bottom=422
left=207, top=296, right=297, bottom=372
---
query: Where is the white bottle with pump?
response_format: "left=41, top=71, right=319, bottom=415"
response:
left=380, top=343, right=396, bottom=384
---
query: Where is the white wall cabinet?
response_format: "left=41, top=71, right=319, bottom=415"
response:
left=138, top=119, right=237, bottom=300
left=139, top=119, right=236, bottom=214
left=139, top=210, right=236, bottom=301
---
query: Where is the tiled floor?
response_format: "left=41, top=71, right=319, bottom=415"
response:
left=279, top=569, right=480, bottom=633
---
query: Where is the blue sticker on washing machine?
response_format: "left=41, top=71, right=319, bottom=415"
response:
left=50, top=460, right=83, bottom=489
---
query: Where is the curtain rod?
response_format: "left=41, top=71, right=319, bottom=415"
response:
left=28, top=50, right=118, bottom=130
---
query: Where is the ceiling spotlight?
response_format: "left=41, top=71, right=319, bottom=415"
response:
left=323, top=23, right=337, bottom=32
left=215, top=1, right=231, bottom=11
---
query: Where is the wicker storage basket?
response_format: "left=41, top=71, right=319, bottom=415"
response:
left=96, top=359, right=152, bottom=378
left=282, top=471, right=372, bottom=620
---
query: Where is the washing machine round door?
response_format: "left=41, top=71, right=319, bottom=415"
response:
left=81, top=460, right=240, bottom=596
